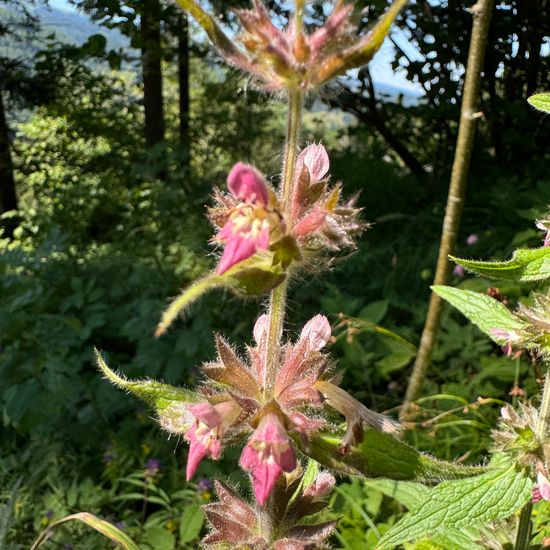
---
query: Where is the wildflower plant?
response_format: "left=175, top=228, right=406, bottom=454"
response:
left=32, top=1, right=550, bottom=548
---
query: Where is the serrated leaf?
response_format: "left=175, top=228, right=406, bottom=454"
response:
left=432, top=286, right=525, bottom=344
left=363, top=479, right=430, bottom=509
left=294, top=429, right=487, bottom=484
left=31, top=512, right=140, bottom=550
left=376, top=466, right=532, bottom=550
left=451, top=247, right=550, bottom=282
left=528, top=92, right=550, bottom=113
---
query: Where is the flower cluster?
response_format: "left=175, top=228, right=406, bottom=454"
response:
left=184, top=314, right=332, bottom=504
left=179, top=0, right=407, bottom=92
left=203, top=475, right=336, bottom=548
left=495, top=404, right=550, bottom=503
left=490, top=293, right=550, bottom=360
left=208, top=144, right=362, bottom=276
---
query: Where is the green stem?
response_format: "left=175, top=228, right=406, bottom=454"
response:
left=400, top=0, right=495, bottom=421
left=264, top=89, right=302, bottom=393
left=514, top=501, right=533, bottom=550
left=261, top=89, right=303, bottom=541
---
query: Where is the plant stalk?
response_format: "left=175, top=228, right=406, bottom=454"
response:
left=400, top=0, right=494, bottom=421
left=261, top=88, right=303, bottom=541
left=514, top=501, right=533, bottom=550
left=264, top=88, right=303, bottom=394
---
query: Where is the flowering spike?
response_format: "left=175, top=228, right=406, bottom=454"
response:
left=240, top=413, right=296, bottom=505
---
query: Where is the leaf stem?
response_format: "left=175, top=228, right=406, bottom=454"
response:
left=400, top=0, right=495, bottom=421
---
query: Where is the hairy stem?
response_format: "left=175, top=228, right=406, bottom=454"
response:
left=264, top=89, right=303, bottom=395
left=400, top=0, right=494, bottom=421
left=262, top=88, right=303, bottom=541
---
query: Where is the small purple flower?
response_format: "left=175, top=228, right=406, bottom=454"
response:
left=466, top=234, right=479, bottom=246
left=453, top=265, right=465, bottom=278
left=197, top=478, right=214, bottom=493
left=145, top=458, right=161, bottom=476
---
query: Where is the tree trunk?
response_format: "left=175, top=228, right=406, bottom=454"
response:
left=177, top=12, right=190, bottom=164
left=0, top=90, right=18, bottom=238
left=140, top=0, right=165, bottom=147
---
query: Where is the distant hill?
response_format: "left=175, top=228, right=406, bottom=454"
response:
left=34, top=5, right=130, bottom=50
left=0, top=4, right=132, bottom=60
left=1, top=5, right=422, bottom=105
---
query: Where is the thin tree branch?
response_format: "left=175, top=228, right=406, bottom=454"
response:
left=400, top=0, right=495, bottom=421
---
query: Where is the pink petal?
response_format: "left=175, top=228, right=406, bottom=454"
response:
left=227, top=162, right=269, bottom=205
left=239, top=445, right=260, bottom=471
left=537, top=472, right=550, bottom=501
left=300, top=314, right=331, bottom=350
left=186, top=426, right=209, bottom=481
left=188, top=403, right=220, bottom=428
left=253, top=314, right=270, bottom=345
left=251, top=460, right=283, bottom=506
left=297, top=144, right=330, bottom=183
left=217, top=233, right=257, bottom=274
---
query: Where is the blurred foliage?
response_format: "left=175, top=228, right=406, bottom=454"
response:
left=0, top=0, right=549, bottom=547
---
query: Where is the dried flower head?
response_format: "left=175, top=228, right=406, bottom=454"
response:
left=177, top=0, right=406, bottom=91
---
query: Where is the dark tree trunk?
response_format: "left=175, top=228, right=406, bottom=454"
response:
left=140, top=0, right=165, bottom=147
left=0, top=90, right=18, bottom=238
left=177, top=12, right=190, bottom=164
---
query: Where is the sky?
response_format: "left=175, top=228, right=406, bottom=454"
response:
left=45, top=0, right=425, bottom=95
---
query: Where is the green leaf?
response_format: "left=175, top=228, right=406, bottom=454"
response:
left=293, top=429, right=487, bottom=484
left=179, top=504, right=204, bottom=543
left=528, top=92, right=550, bottom=113
left=144, top=525, right=176, bottom=550
left=376, top=466, right=532, bottom=550
left=363, top=479, right=430, bottom=509
left=450, top=247, right=550, bottom=282
left=432, top=286, right=525, bottom=344
left=31, top=512, right=140, bottom=550
left=95, top=350, right=202, bottom=434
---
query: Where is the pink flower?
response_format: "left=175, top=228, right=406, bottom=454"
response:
left=239, top=413, right=296, bottom=505
left=216, top=163, right=273, bottom=274
left=227, top=162, right=269, bottom=205
left=299, top=314, right=331, bottom=351
left=186, top=401, right=240, bottom=481
left=298, top=144, right=330, bottom=183
left=466, top=233, right=479, bottom=246
left=303, top=472, right=335, bottom=501
left=533, top=472, right=550, bottom=503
